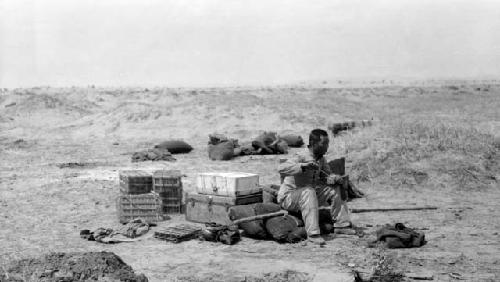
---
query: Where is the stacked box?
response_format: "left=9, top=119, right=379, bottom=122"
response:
left=119, top=170, right=152, bottom=194
left=196, top=172, right=261, bottom=196
left=186, top=172, right=262, bottom=225
left=185, top=192, right=263, bottom=225
left=116, top=193, right=162, bottom=224
left=117, top=170, right=162, bottom=224
left=153, top=170, right=183, bottom=214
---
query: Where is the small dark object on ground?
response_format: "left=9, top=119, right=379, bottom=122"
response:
left=57, top=162, right=104, bottom=169
left=328, top=120, right=373, bottom=135
left=57, top=162, right=87, bottom=168
left=0, top=251, right=148, bottom=282
left=201, top=223, right=241, bottom=245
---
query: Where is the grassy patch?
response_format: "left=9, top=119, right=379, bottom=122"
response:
left=340, top=119, right=498, bottom=189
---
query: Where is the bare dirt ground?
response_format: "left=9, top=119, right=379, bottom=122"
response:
left=0, top=83, right=499, bottom=281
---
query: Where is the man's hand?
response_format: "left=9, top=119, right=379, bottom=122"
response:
left=327, top=174, right=343, bottom=185
left=301, top=160, right=319, bottom=171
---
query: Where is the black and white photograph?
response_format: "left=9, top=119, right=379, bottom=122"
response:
left=1, top=0, right=499, bottom=281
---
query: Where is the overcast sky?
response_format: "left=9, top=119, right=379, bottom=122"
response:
left=1, top=0, right=499, bottom=87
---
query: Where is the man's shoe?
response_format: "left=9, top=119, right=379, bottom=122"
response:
left=333, top=221, right=352, bottom=229
left=307, top=235, right=326, bottom=246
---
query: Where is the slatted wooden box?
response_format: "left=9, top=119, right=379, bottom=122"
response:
left=153, top=170, right=183, bottom=214
left=116, top=193, right=163, bottom=224
left=119, top=170, right=153, bottom=194
left=154, top=224, right=201, bottom=243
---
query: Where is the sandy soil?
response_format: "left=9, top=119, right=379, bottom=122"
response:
left=0, top=83, right=499, bottom=281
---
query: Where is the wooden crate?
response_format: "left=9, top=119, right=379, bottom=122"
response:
left=154, top=170, right=183, bottom=214
left=153, top=170, right=182, bottom=192
left=196, top=172, right=260, bottom=197
left=119, top=170, right=152, bottom=194
left=185, top=191, right=263, bottom=225
left=117, top=193, right=163, bottom=224
left=159, top=191, right=182, bottom=214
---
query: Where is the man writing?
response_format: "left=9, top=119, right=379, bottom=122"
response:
left=278, top=129, right=351, bottom=246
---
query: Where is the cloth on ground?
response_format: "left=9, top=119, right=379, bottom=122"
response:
left=228, top=203, right=281, bottom=239
left=80, top=218, right=150, bottom=243
left=131, top=148, right=176, bottom=162
left=374, top=223, right=426, bottom=248
left=154, top=140, right=193, bottom=154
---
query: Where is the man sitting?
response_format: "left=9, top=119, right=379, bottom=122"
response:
left=278, top=129, right=351, bottom=246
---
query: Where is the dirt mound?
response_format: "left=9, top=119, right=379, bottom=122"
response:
left=1, top=252, right=148, bottom=282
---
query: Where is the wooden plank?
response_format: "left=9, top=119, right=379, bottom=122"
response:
left=350, top=206, right=438, bottom=213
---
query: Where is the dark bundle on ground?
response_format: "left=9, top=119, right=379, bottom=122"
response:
left=131, top=148, right=176, bottom=162
left=154, top=140, right=193, bottom=154
left=0, top=251, right=148, bottom=282
left=251, top=132, right=288, bottom=155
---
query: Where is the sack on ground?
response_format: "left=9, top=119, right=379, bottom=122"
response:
left=280, top=134, right=304, bottom=147
left=287, top=227, right=307, bottom=243
left=208, top=141, right=234, bottom=161
left=155, top=140, right=193, bottom=154
left=228, top=203, right=281, bottom=239
left=265, top=214, right=303, bottom=242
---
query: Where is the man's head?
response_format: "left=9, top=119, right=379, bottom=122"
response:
left=308, top=129, right=329, bottom=158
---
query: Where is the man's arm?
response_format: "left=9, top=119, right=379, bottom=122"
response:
left=278, top=155, right=304, bottom=176
left=279, top=154, right=317, bottom=176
